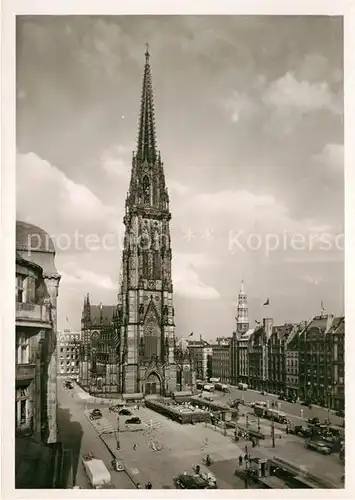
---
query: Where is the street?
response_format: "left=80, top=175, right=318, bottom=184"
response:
left=210, top=386, right=344, bottom=427
left=57, top=382, right=135, bottom=489
left=57, top=381, right=344, bottom=489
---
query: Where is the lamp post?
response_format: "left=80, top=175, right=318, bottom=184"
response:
left=271, top=401, right=276, bottom=448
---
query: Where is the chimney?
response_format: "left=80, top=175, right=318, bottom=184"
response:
left=263, top=318, right=273, bottom=338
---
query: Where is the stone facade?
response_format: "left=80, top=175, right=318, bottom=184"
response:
left=186, top=339, right=212, bottom=381
left=57, top=330, right=81, bottom=379
left=116, top=48, right=191, bottom=396
left=16, top=221, right=61, bottom=444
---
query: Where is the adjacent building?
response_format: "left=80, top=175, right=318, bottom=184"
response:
left=57, top=330, right=81, bottom=380
left=325, top=316, right=344, bottom=411
left=79, top=295, right=118, bottom=395
left=211, top=337, right=232, bottom=383
left=16, top=221, right=61, bottom=444
left=186, top=338, right=212, bottom=381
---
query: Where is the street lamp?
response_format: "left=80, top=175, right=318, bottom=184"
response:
left=271, top=401, right=276, bottom=448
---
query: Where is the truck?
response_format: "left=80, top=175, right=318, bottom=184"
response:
left=265, top=408, right=288, bottom=424
left=82, top=454, right=113, bottom=489
left=238, top=383, right=248, bottom=391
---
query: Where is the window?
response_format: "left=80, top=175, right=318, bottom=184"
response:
left=17, top=335, right=29, bottom=364
left=20, top=400, right=27, bottom=425
left=16, top=276, right=24, bottom=303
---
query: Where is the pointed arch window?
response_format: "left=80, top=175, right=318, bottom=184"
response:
left=143, top=175, right=150, bottom=205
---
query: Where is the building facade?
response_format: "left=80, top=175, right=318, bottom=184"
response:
left=57, top=330, right=81, bottom=379
left=266, top=323, right=294, bottom=395
left=116, top=48, right=192, bottom=396
left=298, top=314, right=344, bottom=410
left=79, top=295, right=118, bottom=395
left=186, top=339, right=212, bottom=381
left=211, top=337, right=232, bottom=383
left=16, top=221, right=61, bottom=444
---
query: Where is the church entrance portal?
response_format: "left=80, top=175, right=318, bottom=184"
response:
left=144, top=373, right=161, bottom=396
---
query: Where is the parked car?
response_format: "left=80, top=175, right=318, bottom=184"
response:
left=308, top=417, right=320, bottom=425
left=125, top=417, right=141, bottom=425
left=203, top=397, right=214, bottom=402
left=109, top=403, right=125, bottom=413
left=336, top=409, right=345, bottom=418
left=89, top=409, right=103, bottom=420
left=305, top=440, right=331, bottom=455
left=119, top=409, right=132, bottom=416
left=111, top=458, right=125, bottom=472
left=293, top=425, right=312, bottom=437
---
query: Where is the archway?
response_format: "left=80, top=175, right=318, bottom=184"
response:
left=144, top=372, right=161, bottom=396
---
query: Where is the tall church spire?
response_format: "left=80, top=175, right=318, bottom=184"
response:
left=136, top=44, right=157, bottom=164
left=236, top=280, right=249, bottom=337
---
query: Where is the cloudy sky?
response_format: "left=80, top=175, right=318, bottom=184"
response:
left=16, top=15, right=344, bottom=339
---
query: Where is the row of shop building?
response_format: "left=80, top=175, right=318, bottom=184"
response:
left=186, top=285, right=344, bottom=411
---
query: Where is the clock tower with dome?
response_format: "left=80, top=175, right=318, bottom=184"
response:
left=116, top=47, right=183, bottom=396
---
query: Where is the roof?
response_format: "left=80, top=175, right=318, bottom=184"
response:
left=326, top=316, right=344, bottom=335
left=90, top=305, right=116, bottom=326
left=16, top=250, right=43, bottom=273
left=300, top=315, right=332, bottom=338
left=16, top=220, right=55, bottom=253
left=272, top=323, right=295, bottom=340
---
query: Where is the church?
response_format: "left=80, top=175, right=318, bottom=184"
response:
left=79, top=47, right=194, bottom=398
left=116, top=47, right=193, bottom=397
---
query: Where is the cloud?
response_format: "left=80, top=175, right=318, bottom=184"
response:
left=172, top=253, right=220, bottom=300
left=61, top=269, right=117, bottom=290
left=314, top=143, right=344, bottom=169
left=263, top=72, right=339, bottom=114
left=101, top=144, right=133, bottom=179
left=224, top=91, right=258, bottom=123
left=168, top=179, right=192, bottom=196
left=16, top=152, right=118, bottom=235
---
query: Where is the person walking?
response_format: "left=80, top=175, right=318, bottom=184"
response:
left=238, top=455, right=243, bottom=467
left=133, top=443, right=137, bottom=451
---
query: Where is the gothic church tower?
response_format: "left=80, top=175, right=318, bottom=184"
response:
left=236, top=280, right=249, bottom=337
left=117, top=47, right=177, bottom=396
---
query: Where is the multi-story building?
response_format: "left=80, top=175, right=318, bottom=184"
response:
left=285, top=325, right=301, bottom=400
left=298, top=314, right=334, bottom=405
left=231, top=328, right=254, bottom=386
left=211, top=337, right=231, bottom=383
left=248, top=318, right=273, bottom=391
left=186, top=338, right=212, bottom=381
left=79, top=295, right=118, bottom=395
left=266, top=323, right=295, bottom=395
left=57, top=330, right=81, bottom=380
left=325, top=317, right=344, bottom=411
left=16, top=221, right=61, bottom=444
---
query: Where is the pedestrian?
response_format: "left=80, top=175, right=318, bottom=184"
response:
left=146, top=482, right=152, bottom=489
left=136, top=483, right=141, bottom=489
left=133, top=443, right=137, bottom=451
left=244, top=453, right=248, bottom=463
left=239, top=455, right=243, bottom=467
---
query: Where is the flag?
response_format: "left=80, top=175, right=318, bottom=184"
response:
left=188, top=332, right=194, bottom=337
left=263, top=298, right=270, bottom=306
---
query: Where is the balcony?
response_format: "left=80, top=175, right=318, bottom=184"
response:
left=16, top=363, right=36, bottom=382
left=16, top=303, right=51, bottom=327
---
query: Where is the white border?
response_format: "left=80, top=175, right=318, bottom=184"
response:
left=1, top=1, right=353, bottom=500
